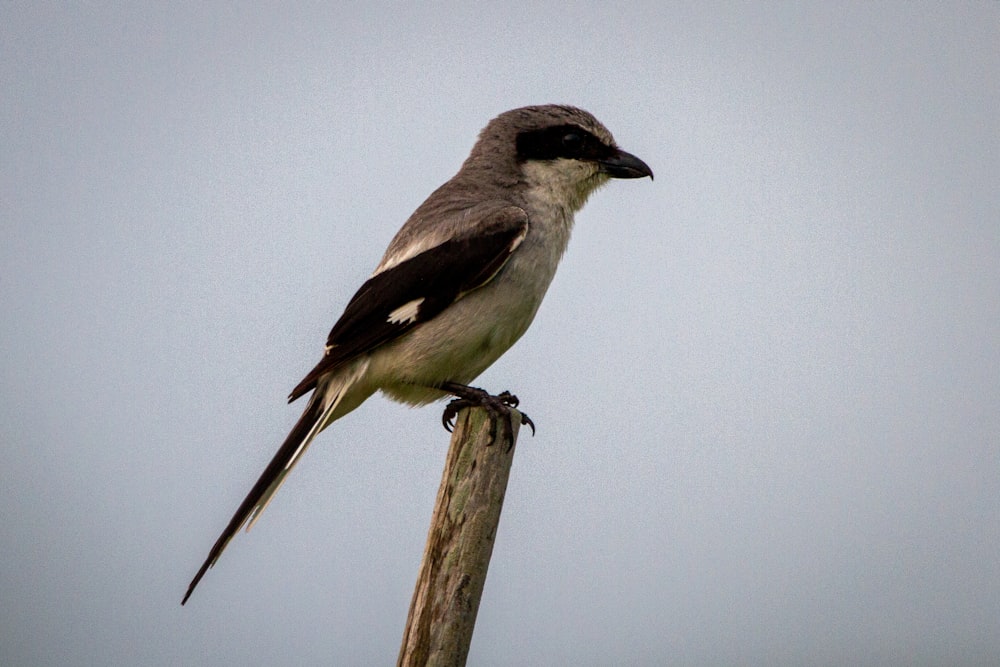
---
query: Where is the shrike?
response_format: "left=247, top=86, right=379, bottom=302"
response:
left=182, top=104, right=652, bottom=604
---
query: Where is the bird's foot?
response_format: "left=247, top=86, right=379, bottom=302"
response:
left=439, top=382, right=535, bottom=447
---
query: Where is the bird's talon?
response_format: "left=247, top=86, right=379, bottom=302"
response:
left=520, top=411, right=536, bottom=436
left=497, top=391, right=519, bottom=408
left=442, top=397, right=474, bottom=432
left=438, top=382, right=535, bottom=444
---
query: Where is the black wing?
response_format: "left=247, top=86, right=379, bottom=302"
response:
left=288, top=207, right=528, bottom=402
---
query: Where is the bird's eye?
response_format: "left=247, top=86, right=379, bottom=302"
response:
left=561, top=132, right=582, bottom=152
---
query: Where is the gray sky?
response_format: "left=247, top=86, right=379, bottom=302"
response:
left=2, top=3, right=998, bottom=665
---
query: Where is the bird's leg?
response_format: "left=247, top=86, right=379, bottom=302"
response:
left=438, top=381, right=535, bottom=447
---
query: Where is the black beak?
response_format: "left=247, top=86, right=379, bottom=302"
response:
left=598, top=148, right=654, bottom=180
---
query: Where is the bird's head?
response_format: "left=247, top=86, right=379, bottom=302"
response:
left=462, top=104, right=653, bottom=213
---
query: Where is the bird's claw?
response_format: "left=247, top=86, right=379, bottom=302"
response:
left=518, top=411, right=536, bottom=436
left=441, top=399, right=466, bottom=433
left=439, top=384, right=535, bottom=447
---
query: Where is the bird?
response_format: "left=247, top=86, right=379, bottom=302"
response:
left=182, top=104, right=652, bottom=605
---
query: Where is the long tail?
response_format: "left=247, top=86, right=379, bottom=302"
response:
left=182, top=365, right=365, bottom=605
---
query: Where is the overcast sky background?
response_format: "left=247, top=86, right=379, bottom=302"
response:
left=2, top=3, right=998, bottom=665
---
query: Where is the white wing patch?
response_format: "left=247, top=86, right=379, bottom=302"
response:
left=387, top=298, right=424, bottom=325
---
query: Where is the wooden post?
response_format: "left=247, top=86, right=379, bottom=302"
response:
left=397, top=407, right=521, bottom=667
